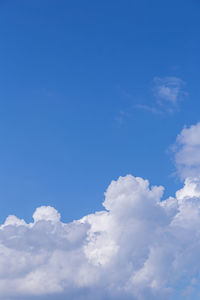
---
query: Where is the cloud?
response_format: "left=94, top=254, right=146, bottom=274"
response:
left=134, top=104, right=162, bottom=114
left=1, top=123, right=200, bottom=299
left=174, top=122, right=200, bottom=179
left=1, top=158, right=200, bottom=300
left=153, top=77, right=186, bottom=107
left=135, top=76, right=187, bottom=114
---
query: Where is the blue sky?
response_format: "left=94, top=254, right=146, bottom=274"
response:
left=0, top=0, right=199, bottom=222
left=1, top=1, right=200, bottom=299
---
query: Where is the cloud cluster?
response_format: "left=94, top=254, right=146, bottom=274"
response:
left=1, top=173, right=200, bottom=299
left=1, top=122, right=200, bottom=299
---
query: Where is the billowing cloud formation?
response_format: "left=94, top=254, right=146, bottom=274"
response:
left=174, top=122, right=200, bottom=179
left=1, top=173, right=200, bottom=299
left=1, top=122, right=200, bottom=299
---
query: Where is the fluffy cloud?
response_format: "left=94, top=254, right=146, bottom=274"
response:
left=1, top=172, right=200, bottom=299
left=1, top=123, right=200, bottom=299
left=174, top=122, right=200, bottom=179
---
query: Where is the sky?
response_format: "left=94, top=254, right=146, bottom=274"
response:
left=1, top=1, right=200, bottom=299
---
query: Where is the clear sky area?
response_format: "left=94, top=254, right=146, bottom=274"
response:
left=1, top=2, right=200, bottom=299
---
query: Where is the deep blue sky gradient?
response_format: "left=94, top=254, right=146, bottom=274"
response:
left=0, top=0, right=200, bottom=222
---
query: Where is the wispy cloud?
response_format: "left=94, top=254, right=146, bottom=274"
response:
left=136, top=76, right=187, bottom=114
left=135, top=104, right=162, bottom=114
left=153, top=76, right=186, bottom=106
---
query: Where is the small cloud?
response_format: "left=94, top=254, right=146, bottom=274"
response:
left=118, top=77, right=187, bottom=119
left=153, top=76, right=186, bottom=107
left=135, top=76, right=187, bottom=115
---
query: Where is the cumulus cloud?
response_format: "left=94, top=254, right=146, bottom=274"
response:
left=1, top=169, right=200, bottom=299
left=1, top=123, right=200, bottom=299
left=174, top=122, right=200, bottom=179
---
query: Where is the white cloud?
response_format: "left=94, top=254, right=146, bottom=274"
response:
left=1, top=123, right=200, bottom=299
left=33, top=206, right=61, bottom=223
left=174, top=122, right=200, bottom=179
left=135, top=76, right=187, bottom=114
left=1, top=168, right=200, bottom=299
left=153, top=77, right=186, bottom=107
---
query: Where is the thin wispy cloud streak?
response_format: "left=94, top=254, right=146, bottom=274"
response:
left=0, top=123, right=200, bottom=299
left=134, top=104, right=162, bottom=114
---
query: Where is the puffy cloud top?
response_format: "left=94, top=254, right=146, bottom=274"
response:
left=32, top=206, right=61, bottom=223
